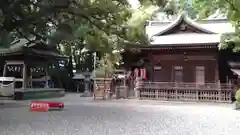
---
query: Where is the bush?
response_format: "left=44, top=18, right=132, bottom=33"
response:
left=235, top=89, right=240, bottom=102
left=234, top=101, right=240, bottom=110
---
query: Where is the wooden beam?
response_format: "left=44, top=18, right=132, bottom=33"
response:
left=187, top=56, right=215, bottom=60
left=153, top=55, right=215, bottom=61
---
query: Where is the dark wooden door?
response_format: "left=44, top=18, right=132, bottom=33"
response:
left=153, top=66, right=165, bottom=82
left=173, top=66, right=183, bottom=83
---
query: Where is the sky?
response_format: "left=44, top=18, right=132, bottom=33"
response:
left=128, top=0, right=140, bottom=9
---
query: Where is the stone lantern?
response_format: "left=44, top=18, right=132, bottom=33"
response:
left=81, top=71, right=93, bottom=97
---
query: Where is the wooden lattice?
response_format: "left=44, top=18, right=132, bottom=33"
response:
left=137, top=82, right=234, bottom=103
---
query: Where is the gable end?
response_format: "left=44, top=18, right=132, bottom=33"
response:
left=154, top=12, right=216, bottom=36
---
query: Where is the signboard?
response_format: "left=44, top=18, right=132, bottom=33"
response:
left=30, top=102, right=49, bottom=112
left=6, top=65, right=45, bottom=73
left=154, top=66, right=162, bottom=70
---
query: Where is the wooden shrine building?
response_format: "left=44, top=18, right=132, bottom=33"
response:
left=0, top=39, right=67, bottom=100
left=123, top=12, right=238, bottom=102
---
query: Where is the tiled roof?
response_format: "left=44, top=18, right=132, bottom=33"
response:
left=30, top=49, right=67, bottom=59
left=154, top=12, right=216, bottom=36
left=147, top=12, right=234, bottom=46
left=0, top=38, right=67, bottom=59
left=0, top=47, right=23, bottom=56
left=146, top=16, right=234, bottom=37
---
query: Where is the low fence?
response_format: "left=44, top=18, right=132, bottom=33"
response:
left=136, top=82, right=235, bottom=103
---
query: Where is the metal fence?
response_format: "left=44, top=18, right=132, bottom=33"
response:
left=135, top=82, right=235, bottom=103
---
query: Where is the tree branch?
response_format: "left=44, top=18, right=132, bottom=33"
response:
left=15, top=28, right=32, bottom=42
left=224, top=0, right=240, bottom=13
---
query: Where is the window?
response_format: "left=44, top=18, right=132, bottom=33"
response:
left=174, top=66, right=183, bottom=83
left=196, top=66, right=205, bottom=84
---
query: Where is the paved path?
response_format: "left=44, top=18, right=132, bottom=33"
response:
left=0, top=94, right=240, bottom=135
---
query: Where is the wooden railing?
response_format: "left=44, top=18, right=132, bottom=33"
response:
left=135, top=82, right=235, bottom=103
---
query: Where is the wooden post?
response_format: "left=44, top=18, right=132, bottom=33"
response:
left=22, top=63, right=27, bottom=89
left=3, top=63, right=7, bottom=77
left=77, top=83, right=79, bottom=93
left=156, top=88, right=159, bottom=99
left=196, top=90, right=199, bottom=101
left=124, top=70, right=127, bottom=98
left=218, top=89, right=221, bottom=102
left=175, top=89, right=178, bottom=100
left=103, top=56, right=107, bottom=100
left=45, top=66, right=49, bottom=88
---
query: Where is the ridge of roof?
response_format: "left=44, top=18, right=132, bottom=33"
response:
left=148, top=19, right=229, bottom=27
left=153, top=12, right=217, bottom=36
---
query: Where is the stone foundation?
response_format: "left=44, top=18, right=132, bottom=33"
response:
left=14, top=88, right=65, bottom=100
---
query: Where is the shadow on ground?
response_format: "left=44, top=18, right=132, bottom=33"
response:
left=0, top=102, right=27, bottom=108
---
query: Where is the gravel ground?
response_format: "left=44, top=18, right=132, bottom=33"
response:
left=0, top=94, right=240, bottom=135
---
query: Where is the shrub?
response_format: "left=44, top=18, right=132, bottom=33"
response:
left=235, top=89, right=240, bottom=102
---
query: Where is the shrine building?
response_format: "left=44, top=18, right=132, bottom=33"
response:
left=0, top=39, right=67, bottom=100
left=122, top=12, right=239, bottom=102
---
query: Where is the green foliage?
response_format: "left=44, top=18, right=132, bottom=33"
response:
left=0, top=31, right=17, bottom=48
left=0, top=0, right=178, bottom=75
left=190, top=0, right=220, bottom=20
left=59, top=0, right=170, bottom=73
left=236, top=89, right=240, bottom=102
left=95, top=54, right=114, bottom=77
left=189, top=0, right=240, bottom=51
left=139, top=0, right=167, bottom=7
left=0, top=0, right=71, bottom=43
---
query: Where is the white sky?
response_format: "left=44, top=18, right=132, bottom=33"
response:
left=128, top=0, right=140, bottom=9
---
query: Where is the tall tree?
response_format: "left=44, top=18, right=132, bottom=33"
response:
left=58, top=0, right=170, bottom=73
left=1, top=0, right=183, bottom=75
left=188, top=0, right=240, bottom=51
left=0, top=0, right=164, bottom=46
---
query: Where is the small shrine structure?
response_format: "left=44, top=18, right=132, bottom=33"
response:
left=0, top=39, right=67, bottom=100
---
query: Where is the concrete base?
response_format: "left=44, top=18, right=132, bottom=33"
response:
left=14, top=88, right=65, bottom=100
left=116, top=86, right=128, bottom=99
left=134, top=90, right=139, bottom=99
left=80, top=91, right=93, bottom=97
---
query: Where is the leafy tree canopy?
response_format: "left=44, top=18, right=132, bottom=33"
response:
left=52, top=0, right=172, bottom=72
left=189, top=0, right=240, bottom=51
left=0, top=0, right=182, bottom=75
left=0, top=0, right=169, bottom=48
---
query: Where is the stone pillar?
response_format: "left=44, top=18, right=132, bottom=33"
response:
left=84, top=79, right=89, bottom=92
left=82, top=77, right=92, bottom=97
left=134, top=77, right=141, bottom=98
